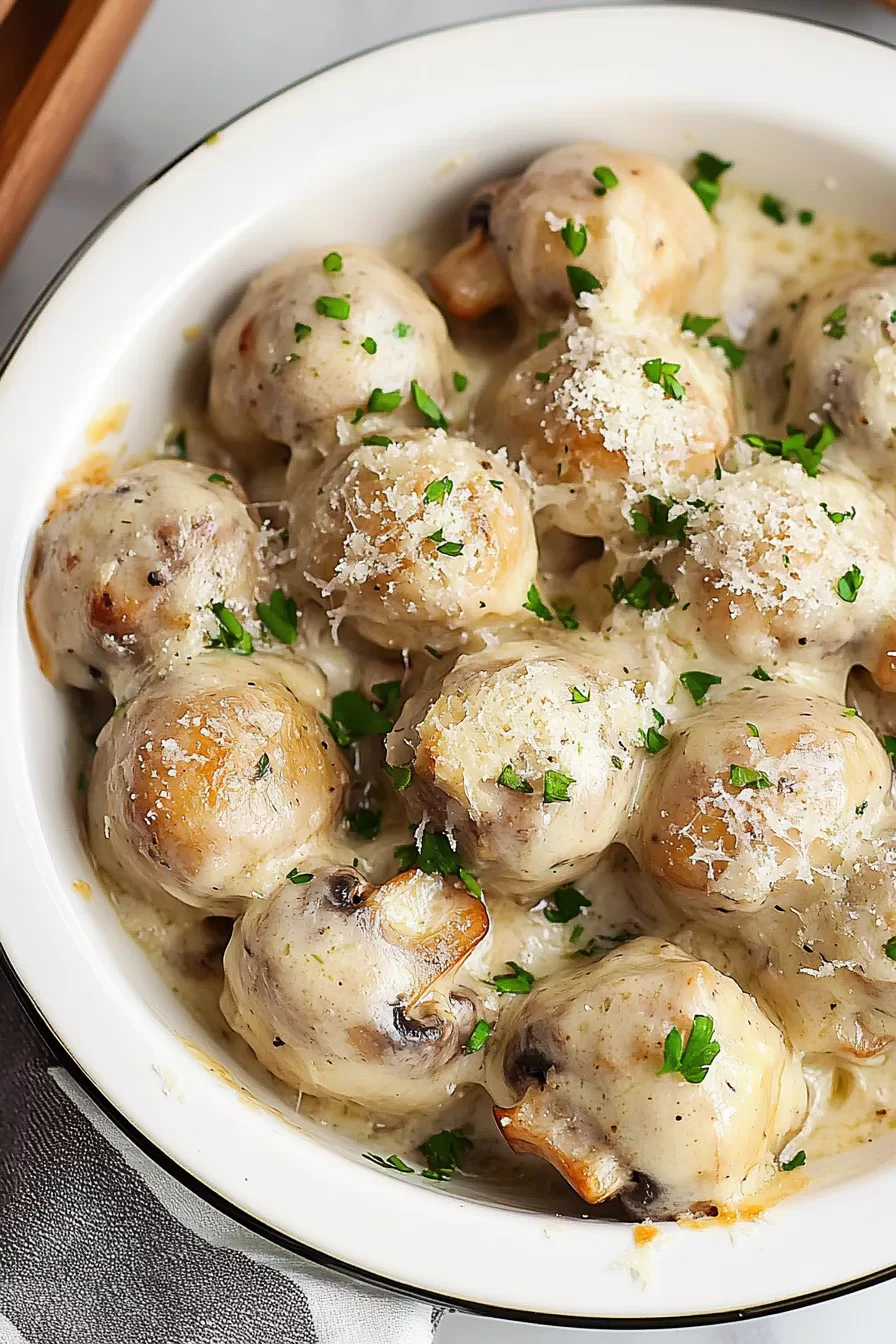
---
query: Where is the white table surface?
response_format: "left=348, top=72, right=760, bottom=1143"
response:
left=4, top=0, right=896, bottom=1339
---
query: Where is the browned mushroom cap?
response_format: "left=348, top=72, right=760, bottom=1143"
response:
left=88, top=651, right=347, bottom=918
left=487, top=937, right=807, bottom=1219
left=221, top=865, right=488, bottom=1112
left=635, top=686, right=890, bottom=915
left=27, top=459, right=265, bottom=702
left=429, top=178, right=518, bottom=320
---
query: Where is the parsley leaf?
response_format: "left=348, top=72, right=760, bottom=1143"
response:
left=361, top=335, right=377, bottom=354
left=609, top=561, right=677, bottom=611
left=254, top=753, right=271, bottom=780
left=322, top=690, right=393, bottom=747
left=883, top=735, right=896, bottom=760
left=640, top=725, right=669, bottom=754
left=658, top=1014, right=720, bottom=1084
left=567, top=265, right=601, bottom=299
left=322, top=251, right=343, bottom=273
left=820, top=502, right=856, bottom=524
left=465, top=1020, right=490, bottom=1053
left=537, top=330, right=559, bottom=349
left=384, top=763, right=412, bottom=791
left=681, top=312, right=720, bottom=338
left=570, top=686, right=590, bottom=703
left=752, top=666, right=773, bottom=681
left=315, top=295, right=350, bottom=320
left=543, top=770, right=574, bottom=803
left=294, top=322, right=312, bottom=343
left=630, top=495, right=687, bottom=544
left=411, top=379, right=449, bottom=428
left=453, top=370, right=468, bottom=392
left=870, top=251, right=896, bottom=268
left=491, top=962, right=534, bottom=994
left=730, top=764, right=772, bottom=789
left=642, top=357, right=685, bottom=400
left=760, top=193, right=787, bottom=224
left=209, top=602, right=253, bottom=654
left=884, top=937, right=896, bottom=960
left=822, top=303, right=847, bottom=340
left=257, top=588, right=298, bottom=645
left=679, top=670, right=722, bottom=705
left=543, top=885, right=591, bottom=924
left=367, top=387, right=402, bottom=413
left=394, top=321, right=412, bottom=338
left=420, top=1129, right=473, bottom=1181
left=346, top=807, right=382, bottom=840
left=522, top=584, right=553, bottom=621
left=781, top=1150, right=806, bottom=1171
left=689, top=151, right=732, bottom=214
left=497, top=763, right=533, bottom=794
left=743, top=422, right=837, bottom=477
left=363, top=1152, right=413, bottom=1173
left=836, top=565, right=864, bottom=603
left=561, top=217, right=588, bottom=257
left=424, top=475, right=453, bottom=504
left=286, top=870, right=313, bottom=884
left=593, top=164, right=619, bottom=196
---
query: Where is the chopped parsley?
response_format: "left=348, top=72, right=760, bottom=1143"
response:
left=679, top=669, right=722, bottom=705
left=346, top=807, right=382, bottom=840
left=681, top=312, right=720, bottom=338
left=209, top=602, right=253, bottom=654
left=592, top=164, right=619, bottom=196
left=363, top=1153, right=413, bottom=1173
left=543, top=770, right=574, bottom=804
left=640, top=725, right=669, bottom=754
left=534, top=371, right=551, bottom=383
left=870, top=251, right=896, bottom=267
left=752, top=666, right=773, bottom=681
left=426, top=527, right=463, bottom=556
left=294, top=322, right=312, bottom=343
left=254, top=753, right=271, bottom=780
left=658, top=1014, right=720, bottom=1084
left=553, top=601, right=579, bottom=630
left=207, top=472, right=232, bottom=486
left=543, top=885, right=591, bottom=923
left=362, top=433, right=393, bottom=446
left=490, top=962, right=534, bottom=994
left=836, top=565, right=864, bottom=603
left=743, top=422, right=837, bottom=477
left=822, top=303, right=847, bottom=340
left=730, top=764, right=772, bottom=789
left=497, top=763, right=533, bottom=794
left=820, top=502, right=856, bottom=524
left=537, top=330, right=559, bottom=350
left=257, top=588, right=298, bottom=645
left=797, top=210, right=814, bottom=226
left=367, top=387, right=402, bottom=413
left=680, top=314, right=745, bottom=366
left=642, top=357, right=684, bottom=400
left=384, top=763, right=412, bottom=792
left=567, top=265, right=601, bottom=299
left=630, top=495, right=687, bottom=544
left=168, top=428, right=188, bottom=459
left=286, top=870, right=313, bottom=884
left=856, top=801, right=868, bottom=817
left=609, top=561, right=677, bottom=611
left=760, top=193, right=787, bottom=225
left=570, top=686, right=590, bottom=703
left=420, top=1129, right=472, bottom=1181
left=322, top=251, right=343, bottom=272
left=465, top=1020, right=491, bottom=1053
left=424, top=475, right=453, bottom=505
left=781, top=1150, right=806, bottom=1171
left=689, top=151, right=732, bottom=214
left=522, top=584, right=553, bottom=621
left=322, top=687, right=396, bottom=747
left=394, top=829, right=480, bottom=900
left=768, top=327, right=780, bottom=347
left=411, top=379, right=449, bottom=428
left=885, top=937, right=896, bottom=960
left=560, top=217, right=588, bottom=257
left=315, top=295, right=350, bottom=320
left=361, top=336, right=377, bottom=354
left=452, top=370, right=468, bottom=392
left=747, top=722, right=760, bottom=737
left=489, top=478, right=504, bottom=490
left=394, top=321, right=411, bottom=338
left=883, top=735, right=896, bottom=760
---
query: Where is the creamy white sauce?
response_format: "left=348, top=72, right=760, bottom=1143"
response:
left=81, top=181, right=896, bottom=1215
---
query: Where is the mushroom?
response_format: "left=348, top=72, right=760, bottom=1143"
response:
left=486, top=936, right=807, bottom=1219
left=221, top=864, right=488, bottom=1111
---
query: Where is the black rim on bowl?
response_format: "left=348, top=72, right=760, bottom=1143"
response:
left=3, top=4, right=896, bottom=1327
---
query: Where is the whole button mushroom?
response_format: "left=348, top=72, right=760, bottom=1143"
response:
left=386, top=636, right=656, bottom=899
left=486, top=937, right=807, bottom=1219
left=292, top=429, right=537, bottom=652
left=221, top=865, right=488, bottom=1112
left=209, top=244, right=456, bottom=464
left=89, top=651, right=348, bottom=917
left=28, top=459, right=265, bottom=702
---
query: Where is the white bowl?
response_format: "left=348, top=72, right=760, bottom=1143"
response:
left=4, top=4, right=896, bottom=1326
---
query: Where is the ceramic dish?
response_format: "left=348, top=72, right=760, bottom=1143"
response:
left=4, top=5, right=896, bottom=1326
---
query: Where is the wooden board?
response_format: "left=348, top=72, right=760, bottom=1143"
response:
left=0, top=0, right=151, bottom=270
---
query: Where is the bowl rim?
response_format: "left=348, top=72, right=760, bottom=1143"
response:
left=4, top=3, right=896, bottom=1327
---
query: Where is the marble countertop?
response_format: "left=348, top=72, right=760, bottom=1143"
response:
left=3, top=1, right=896, bottom=1340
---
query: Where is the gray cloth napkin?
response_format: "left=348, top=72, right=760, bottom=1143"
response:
left=0, top=972, right=443, bottom=1344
